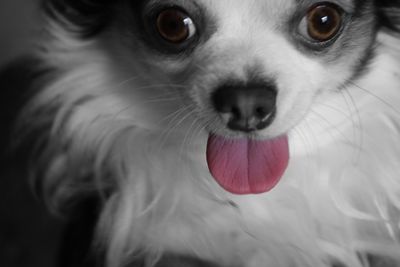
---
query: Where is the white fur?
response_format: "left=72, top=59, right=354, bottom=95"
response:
left=27, top=2, right=400, bottom=267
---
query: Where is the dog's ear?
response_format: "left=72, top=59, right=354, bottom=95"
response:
left=376, top=0, right=400, bottom=32
left=42, top=0, right=117, bottom=36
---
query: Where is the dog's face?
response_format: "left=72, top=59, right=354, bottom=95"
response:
left=106, top=0, right=378, bottom=139
left=31, top=0, right=385, bottom=196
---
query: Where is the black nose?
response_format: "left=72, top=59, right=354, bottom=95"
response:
left=211, top=82, right=277, bottom=132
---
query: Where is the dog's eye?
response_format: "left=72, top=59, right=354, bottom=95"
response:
left=303, top=3, right=343, bottom=42
left=156, top=8, right=196, bottom=43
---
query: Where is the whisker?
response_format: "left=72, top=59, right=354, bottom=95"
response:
left=141, top=97, right=181, bottom=104
left=291, top=126, right=315, bottom=171
left=156, top=104, right=193, bottom=125
left=115, top=76, right=140, bottom=88
left=191, top=117, right=208, bottom=141
left=178, top=116, right=200, bottom=162
left=123, top=83, right=187, bottom=91
left=101, top=75, right=188, bottom=96
left=308, top=109, right=353, bottom=145
left=156, top=106, right=197, bottom=150
left=313, top=102, right=353, bottom=121
left=340, top=87, right=363, bottom=162
left=349, top=81, right=400, bottom=115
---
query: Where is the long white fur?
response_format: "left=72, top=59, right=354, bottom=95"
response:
left=26, top=2, right=400, bottom=267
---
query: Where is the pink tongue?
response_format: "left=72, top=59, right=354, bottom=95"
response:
left=206, top=134, right=289, bottom=194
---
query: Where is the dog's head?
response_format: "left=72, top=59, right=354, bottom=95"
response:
left=44, top=0, right=390, bottom=132
left=36, top=0, right=399, bottom=196
left=128, top=0, right=378, bottom=137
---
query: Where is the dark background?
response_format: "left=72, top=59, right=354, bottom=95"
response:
left=0, top=2, right=65, bottom=267
left=0, top=0, right=40, bottom=64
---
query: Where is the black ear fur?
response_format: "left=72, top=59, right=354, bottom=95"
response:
left=42, top=0, right=117, bottom=37
left=376, top=0, right=400, bottom=32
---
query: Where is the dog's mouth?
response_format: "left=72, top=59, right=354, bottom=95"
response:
left=206, top=133, right=289, bottom=195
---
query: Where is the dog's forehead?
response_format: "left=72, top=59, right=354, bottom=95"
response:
left=193, top=0, right=356, bottom=15
left=198, top=0, right=296, bottom=20
left=143, top=0, right=361, bottom=25
left=187, top=0, right=358, bottom=28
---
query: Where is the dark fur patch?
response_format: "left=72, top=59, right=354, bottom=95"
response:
left=0, top=56, right=54, bottom=163
left=42, top=0, right=118, bottom=37
left=376, top=0, right=400, bottom=32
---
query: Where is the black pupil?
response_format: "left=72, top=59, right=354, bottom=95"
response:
left=166, top=17, right=182, bottom=32
left=158, top=10, right=188, bottom=41
left=312, top=8, right=336, bottom=33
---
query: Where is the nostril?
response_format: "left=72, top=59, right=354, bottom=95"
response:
left=255, top=107, right=269, bottom=119
left=231, top=106, right=241, bottom=119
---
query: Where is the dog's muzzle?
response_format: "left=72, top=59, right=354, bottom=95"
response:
left=207, top=81, right=289, bottom=195
left=211, top=82, right=277, bottom=132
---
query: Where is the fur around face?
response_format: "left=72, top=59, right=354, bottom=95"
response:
left=13, top=0, right=400, bottom=266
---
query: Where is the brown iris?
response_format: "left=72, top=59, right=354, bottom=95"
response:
left=307, top=4, right=342, bottom=42
left=156, top=9, right=194, bottom=43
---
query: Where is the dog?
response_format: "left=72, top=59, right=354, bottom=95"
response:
left=2, top=0, right=400, bottom=266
